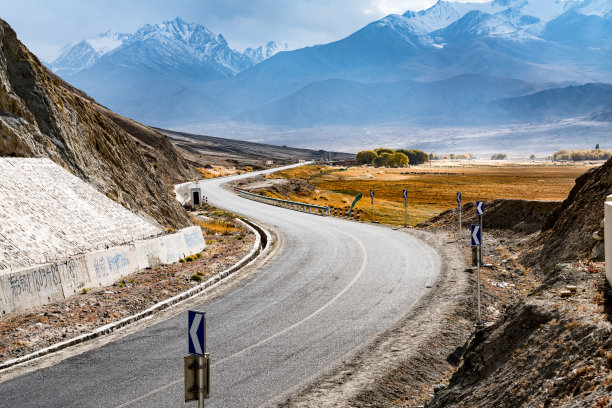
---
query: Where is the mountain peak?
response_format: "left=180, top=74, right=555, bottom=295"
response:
left=50, top=17, right=285, bottom=78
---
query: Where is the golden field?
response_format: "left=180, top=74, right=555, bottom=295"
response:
left=265, top=163, right=596, bottom=226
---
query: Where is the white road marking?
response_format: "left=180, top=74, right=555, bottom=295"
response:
left=114, top=228, right=368, bottom=408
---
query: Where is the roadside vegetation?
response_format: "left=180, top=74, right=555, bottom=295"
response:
left=356, top=148, right=429, bottom=167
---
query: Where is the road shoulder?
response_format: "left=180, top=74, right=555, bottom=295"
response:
left=276, top=228, right=476, bottom=407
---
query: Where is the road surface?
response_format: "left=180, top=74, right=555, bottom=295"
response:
left=0, top=164, right=441, bottom=407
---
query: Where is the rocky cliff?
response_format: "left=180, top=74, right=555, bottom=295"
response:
left=0, top=18, right=194, bottom=228
left=537, top=157, right=612, bottom=271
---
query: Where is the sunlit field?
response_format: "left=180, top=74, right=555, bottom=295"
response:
left=263, top=162, right=596, bottom=225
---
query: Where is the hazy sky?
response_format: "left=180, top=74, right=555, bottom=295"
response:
left=2, top=0, right=488, bottom=62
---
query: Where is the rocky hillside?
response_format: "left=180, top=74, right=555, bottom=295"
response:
left=0, top=18, right=192, bottom=228
left=536, top=156, right=612, bottom=271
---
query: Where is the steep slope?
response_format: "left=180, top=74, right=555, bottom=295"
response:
left=535, top=156, right=612, bottom=271
left=0, top=18, right=192, bottom=228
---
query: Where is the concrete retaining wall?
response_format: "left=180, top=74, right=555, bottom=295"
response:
left=0, top=227, right=205, bottom=315
left=605, top=195, right=612, bottom=285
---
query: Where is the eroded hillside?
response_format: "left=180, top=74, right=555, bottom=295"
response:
left=0, top=18, right=193, bottom=228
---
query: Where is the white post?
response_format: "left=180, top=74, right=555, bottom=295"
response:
left=605, top=195, right=612, bottom=285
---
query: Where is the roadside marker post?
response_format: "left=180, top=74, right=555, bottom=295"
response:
left=476, top=201, right=485, bottom=263
left=370, top=190, right=375, bottom=223
left=185, top=311, right=210, bottom=407
left=471, top=225, right=483, bottom=326
left=457, top=192, right=462, bottom=237
left=402, top=189, right=408, bottom=227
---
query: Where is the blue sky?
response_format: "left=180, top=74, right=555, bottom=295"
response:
left=2, top=0, right=488, bottom=62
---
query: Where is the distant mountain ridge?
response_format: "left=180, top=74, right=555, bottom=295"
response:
left=50, top=17, right=287, bottom=78
left=46, top=1, right=612, bottom=151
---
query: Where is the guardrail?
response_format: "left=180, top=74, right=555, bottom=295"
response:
left=605, top=195, right=611, bottom=285
left=235, top=188, right=331, bottom=215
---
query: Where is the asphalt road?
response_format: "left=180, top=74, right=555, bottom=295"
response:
left=0, top=164, right=441, bottom=408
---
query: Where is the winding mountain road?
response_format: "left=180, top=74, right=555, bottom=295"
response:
left=0, top=164, right=441, bottom=407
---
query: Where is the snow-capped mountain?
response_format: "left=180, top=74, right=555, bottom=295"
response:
left=244, top=41, right=289, bottom=64
left=49, top=1, right=612, bottom=134
left=50, top=17, right=282, bottom=78
left=51, top=31, right=128, bottom=76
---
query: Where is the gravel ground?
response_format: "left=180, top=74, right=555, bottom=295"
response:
left=0, top=217, right=254, bottom=364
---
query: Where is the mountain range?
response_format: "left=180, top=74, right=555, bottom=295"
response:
left=47, top=1, right=612, bottom=153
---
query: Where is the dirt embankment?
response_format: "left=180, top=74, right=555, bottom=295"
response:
left=429, top=261, right=611, bottom=408
left=535, top=157, right=612, bottom=272
left=420, top=199, right=561, bottom=235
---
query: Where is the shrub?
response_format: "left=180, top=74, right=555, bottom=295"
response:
left=185, top=256, right=194, bottom=262
left=355, top=150, right=378, bottom=165
left=372, top=154, right=387, bottom=168
left=396, top=149, right=429, bottom=164
left=190, top=274, right=202, bottom=282
left=81, top=288, right=88, bottom=294
left=491, top=153, right=507, bottom=160
left=374, top=147, right=395, bottom=155
left=388, top=152, right=409, bottom=167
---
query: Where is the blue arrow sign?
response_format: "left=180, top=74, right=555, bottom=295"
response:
left=471, top=225, right=481, bottom=246
left=476, top=201, right=485, bottom=215
left=188, top=310, right=206, bottom=356
left=402, top=189, right=408, bottom=199
left=457, top=192, right=462, bottom=203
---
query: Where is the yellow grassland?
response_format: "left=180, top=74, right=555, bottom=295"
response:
left=264, top=164, right=594, bottom=225
left=197, top=166, right=241, bottom=179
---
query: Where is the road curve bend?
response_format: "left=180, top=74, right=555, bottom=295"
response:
left=0, top=164, right=441, bottom=408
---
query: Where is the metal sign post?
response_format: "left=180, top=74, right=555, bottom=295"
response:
left=402, top=189, right=408, bottom=227
left=457, top=192, right=462, bottom=237
left=186, top=311, right=210, bottom=407
left=370, top=190, right=375, bottom=223
left=471, top=225, right=483, bottom=326
left=476, top=201, right=485, bottom=263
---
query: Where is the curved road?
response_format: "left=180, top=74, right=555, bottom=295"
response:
left=0, top=164, right=441, bottom=407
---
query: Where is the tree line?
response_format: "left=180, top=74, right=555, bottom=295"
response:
left=355, top=148, right=429, bottom=167
left=551, top=148, right=611, bottom=161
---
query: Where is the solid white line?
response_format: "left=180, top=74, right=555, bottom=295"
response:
left=113, top=228, right=368, bottom=408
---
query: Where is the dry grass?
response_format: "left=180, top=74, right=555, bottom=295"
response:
left=197, top=166, right=241, bottom=179
left=192, top=217, right=238, bottom=235
left=269, top=164, right=594, bottom=226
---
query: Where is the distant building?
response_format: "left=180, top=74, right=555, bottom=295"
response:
left=265, top=160, right=274, bottom=165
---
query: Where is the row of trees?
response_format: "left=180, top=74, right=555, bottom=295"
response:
left=551, top=149, right=611, bottom=161
left=355, top=148, right=429, bottom=167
